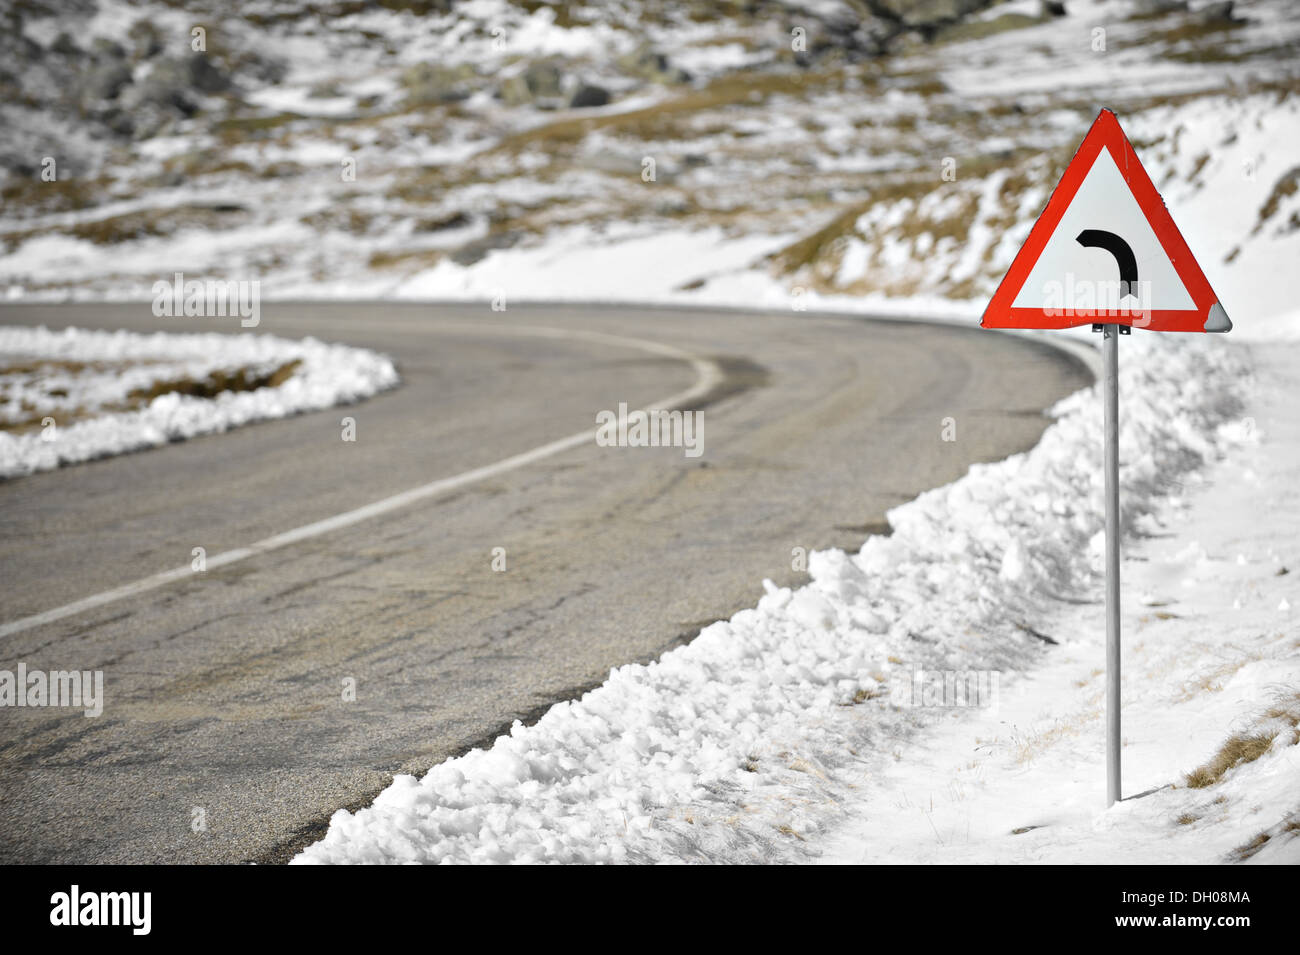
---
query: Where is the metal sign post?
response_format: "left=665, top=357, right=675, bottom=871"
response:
left=1101, top=323, right=1122, bottom=807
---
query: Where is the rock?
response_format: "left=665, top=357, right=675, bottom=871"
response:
left=100, top=106, right=136, bottom=137
left=1189, top=1, right=1240, bottom=24
left=1041, top=0, right=1068, bottom=16
left=795, top=10, right=893, bottom=60
left=128, top=19, right=164, bottom=60
left=125, top=54, right=230, bottom=113
left=523, top=60, right=564, bottom=98
left=121, top=58, right=196, bottom=115
left=617, top=48, right=691, bottom=84
left=50, top=33, right=80, bottom=55
left=124, top=105, right=173, bottom=140
left=188, top=55, right=230, bottom=93
left=451, top=231, right=520, bottom=266
left=0, top=153, right=39, bottom=177
left=401, top=62, right=475, bottom=104
left=498, top=59, right=572, bottom=108
left=569, top=84, right=610, bottom=109
left=91, top=37, right=127, bottom=61
left=1130, top=0, right=1187, bottom=16
left=83, top=60, right=132, bottom=101
left=497, top=74, right=530, bottom=106
left=866, top=0, right=997, bottom=30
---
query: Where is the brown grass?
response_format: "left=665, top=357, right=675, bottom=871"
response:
left=935, top=13, right=1044, bottom=45
left=54, top=204, right=252, bottom=246
left=490, top=67, right=849, bottom=158
left=1, top=175, right=113, bottom=216
left=1254, top=166, right=1300, bottom=234
left=1, top=360, right=302, bottom=434
left=1228, top=813, right=1300, bottom=862
left=367, top=248, right=444, bottom=271
left=1184, top=732, right=1277, bottom=788
left=126, top=360, right=301, bottom=405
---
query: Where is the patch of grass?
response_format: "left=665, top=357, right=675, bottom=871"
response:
left=904, top=192, right=980, bottom=245
left=1, top=175, right=110, bottom=216
left=125, top=360, right=301, bottom=405
left=1183, top=732, right=1277, bottom=789
left=0, top=358, right=121, bottom=378
left=0, top=405, right=88, bottom=434
left=1174, top=652, right=1260, bottom=701
left=161, top=152, right=304, bottom=181
left=299, top=207, right=376, bottom=235
left=935, top=13, right=1045, bottom=45
left=367, top=248, right=444, bottom=271
left=1, top=359, right=300, bottom=433
left=767, top=175, right=933, bottom=277
left=214, top=111, right=309, bottom=144
left=62, top=203, right=251, bottom=245
left=1012, top=709, right=1092, bottom=765
left=491, top=67, right=846, bottom=156
left=412, top=211, right=470, bottom=232
left=1148, top=16, right=1246, bottom=46
left=1228, top=813, right=1300, bottom=862
left=1254, top=165, right=1300, bottom=234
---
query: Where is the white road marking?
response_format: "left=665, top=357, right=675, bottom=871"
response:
left=1, top=324, right=724, bottom=639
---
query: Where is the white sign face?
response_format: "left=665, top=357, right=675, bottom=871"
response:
left=1010, top=147, right=1196, bottom=311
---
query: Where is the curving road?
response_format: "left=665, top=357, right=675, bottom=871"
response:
left=0, top=302, right=1091, bottom=863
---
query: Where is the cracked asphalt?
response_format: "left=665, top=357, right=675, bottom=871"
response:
left=0, top=301, right=1091, bottom=863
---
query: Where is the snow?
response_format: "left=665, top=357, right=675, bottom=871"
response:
left=390, top=224, right=795, bottom=303
left=0, top=326, right=398, bottom=479
left=821, top=343, right=1300, bottom=864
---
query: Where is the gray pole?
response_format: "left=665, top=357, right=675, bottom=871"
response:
left=1103, top=324, right=1121, bottom=807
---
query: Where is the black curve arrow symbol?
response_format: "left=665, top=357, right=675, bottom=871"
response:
left=1076, top=229, right=1139, bottom=300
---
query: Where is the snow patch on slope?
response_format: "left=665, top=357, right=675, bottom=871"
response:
left=0, top=326, right=398, bottom=479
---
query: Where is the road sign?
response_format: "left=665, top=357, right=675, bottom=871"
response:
left=982, top=108, right=1230, bottom=333
left=980, top=109, right=1232, bottom=809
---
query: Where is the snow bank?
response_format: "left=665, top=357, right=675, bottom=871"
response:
left=294, top=332, right=1250, bottom=864
left=822, top=342, right=1300, bottom=864
left=0, top=326, right=398, bottom=479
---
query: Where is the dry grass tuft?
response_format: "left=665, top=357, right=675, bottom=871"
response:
left=126, top=360, right=301, bottom=405
left=1184, top=732, right=1277, bottom=789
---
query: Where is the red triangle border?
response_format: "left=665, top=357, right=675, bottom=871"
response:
left=981, top=109, right=1226, bottom=333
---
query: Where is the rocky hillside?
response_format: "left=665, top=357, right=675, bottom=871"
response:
left=1, top=0, right=1296, bottom=306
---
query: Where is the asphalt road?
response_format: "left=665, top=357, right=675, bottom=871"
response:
left=0, top=302, right=1091, bottom=863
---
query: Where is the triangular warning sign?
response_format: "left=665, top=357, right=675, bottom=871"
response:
left=982, top=109, right=1229, bottom=333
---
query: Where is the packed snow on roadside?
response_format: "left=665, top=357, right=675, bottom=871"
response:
left=820, top=342, right=1300, bottom=864
left=0, top=326, right=398, bottom=479
left=295, top=323, right=1300, bottom=864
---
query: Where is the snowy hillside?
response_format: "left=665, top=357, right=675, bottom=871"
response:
left=3, top=0, right=1298, bottom=320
